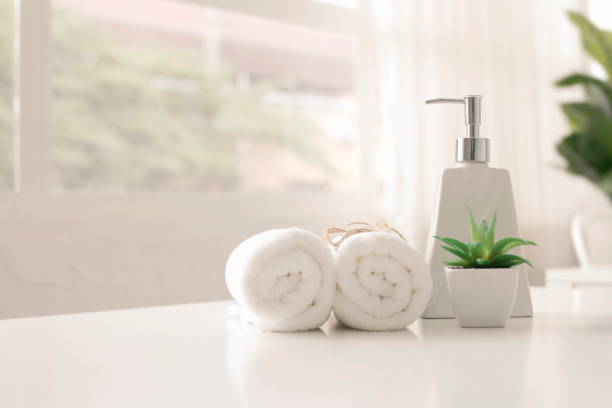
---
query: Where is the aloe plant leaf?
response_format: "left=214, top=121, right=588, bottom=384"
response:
left=489, top=254, right=533, bottom=268
left=476, top=258, right=492, bottom=267
left=466, top=242, right=476, bottom=258
left=497, top=238, right=537, bottom=255
left=490, top=238, right=515, bottom=256
left=433, top=236, right=469, bottom=253
left=444, top=260, right=469, bottom=267
left=567, top=11, right=612, bottom=79
left=490, top=259, right=528, bottom=268
left=490, top=237, right=537, bottom=257
left=436, top=208, right=536, bottom=269
left=480, top=220, right=488, bottom=241
left=467, top=208, right=481, bottom=241
left=486, top=213, right=496, bottom=248
left=506, top=259, right=531, bottom=267
left=441, top=245, right=471, bottom=262
left=468, top=242, right=487, bottom=259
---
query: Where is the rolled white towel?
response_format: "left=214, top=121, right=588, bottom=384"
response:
left=225, top=227, right=335, bottom=332
left=333, top=231, right=432, bottom=331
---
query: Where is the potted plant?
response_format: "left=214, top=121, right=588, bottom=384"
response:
left=434, top=210, right=537, bottom=328
left=555, top=12, right=612, bottom=267
left=555, top=12, right=612, bottom=201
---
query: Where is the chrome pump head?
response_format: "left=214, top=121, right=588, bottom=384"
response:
left=425, top=95, right=489, bottom=162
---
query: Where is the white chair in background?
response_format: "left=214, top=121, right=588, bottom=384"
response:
left=572, top=213, right=612, bottom=268
left=546, top=212, right=612, bottom=288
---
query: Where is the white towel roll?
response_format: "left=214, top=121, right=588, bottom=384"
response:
left=333, top=231, right=432, bottom=331
left=225, top=227, right=335, bottom=332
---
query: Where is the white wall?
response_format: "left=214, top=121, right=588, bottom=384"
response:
left=0, top=196, right=376, bottom=319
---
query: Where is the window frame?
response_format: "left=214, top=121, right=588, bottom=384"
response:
left=7, top=0, right=379, bottom=220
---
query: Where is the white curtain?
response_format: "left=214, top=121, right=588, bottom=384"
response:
left=374, top=0, right=611, bottom=283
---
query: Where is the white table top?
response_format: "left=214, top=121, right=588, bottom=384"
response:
left=546, top=266, right=612, bottom=286
left=2, top=287, right=612, bottom=408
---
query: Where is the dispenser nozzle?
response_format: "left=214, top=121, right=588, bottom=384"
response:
left=425, top=95, right=482, bottom=138
left=425, top=95, right=488, bottom=162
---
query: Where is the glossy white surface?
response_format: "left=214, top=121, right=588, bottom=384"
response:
left=2, top=287, right=612, bottom=408
left=547, top=266, right=612, bottom=287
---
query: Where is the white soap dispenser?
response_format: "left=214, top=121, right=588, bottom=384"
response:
left=422, top=95, right=533, bottom=319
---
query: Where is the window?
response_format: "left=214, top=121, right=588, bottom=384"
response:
left=0, top=0, right=376, bottom=308
left=51, top=0, right=359, bottom=193
left=7, top=0, right=375, bottom=215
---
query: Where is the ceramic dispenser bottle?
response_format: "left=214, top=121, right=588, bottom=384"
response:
left=422, top=95, right=533, bottom=318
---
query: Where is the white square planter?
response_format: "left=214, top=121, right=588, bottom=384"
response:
left=445, top=267, right=519, bottom=328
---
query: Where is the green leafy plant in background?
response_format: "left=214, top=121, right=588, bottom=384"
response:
left=51, top=7, right=334, bottom=190
left=556, top=11, right=612, bottom=201
left=0, top=2, right=338, bottom=190
left=434, top=209, right=536, bottom=269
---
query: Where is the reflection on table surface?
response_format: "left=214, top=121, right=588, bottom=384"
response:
left=227, top=314, right=532, bottom=408
left=1, top=287, right=612, bottom=408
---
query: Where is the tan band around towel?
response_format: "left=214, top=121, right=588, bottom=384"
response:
left=325, top=221, right=406, bottom=248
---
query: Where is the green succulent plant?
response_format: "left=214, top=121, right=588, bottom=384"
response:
left=556, top=11, right=612, bottom=201
left=434, top=209, right=537, bottom=269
